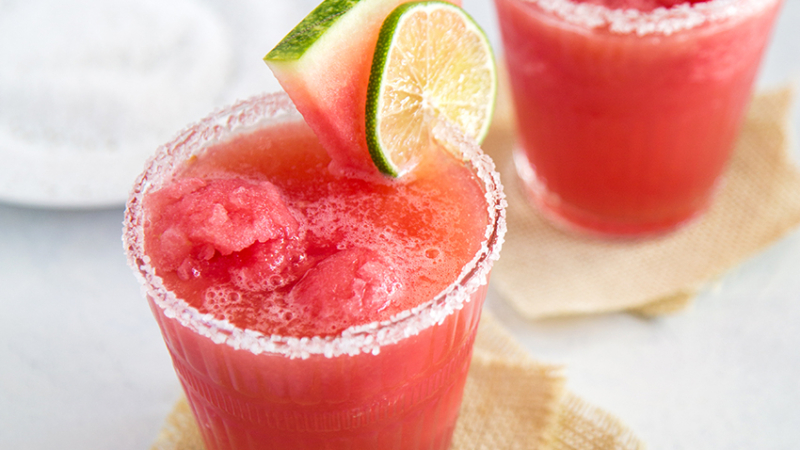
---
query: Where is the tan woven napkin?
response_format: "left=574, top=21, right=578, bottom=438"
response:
left=150, top=313, right=644, bottom=450
left=485, top=69, right=800, bottom=318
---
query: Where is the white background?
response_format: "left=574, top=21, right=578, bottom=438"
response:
left=0, top=0, right=798, bottom=449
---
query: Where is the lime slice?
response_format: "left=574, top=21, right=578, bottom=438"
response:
left=366, top=1, right=496, bottom=177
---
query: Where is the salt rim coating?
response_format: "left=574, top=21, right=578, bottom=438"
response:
left=123, top=92, right=507, bottom=360
left=523, top=0, right=780, bottom=36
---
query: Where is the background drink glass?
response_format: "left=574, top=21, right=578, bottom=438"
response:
left=123, top=93, right=506, bottom=450
left=494, top=0, right=783, bottom=236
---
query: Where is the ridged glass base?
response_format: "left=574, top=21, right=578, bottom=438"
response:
left=149, top=284, right=487, bottom=450
left=513, top=148, right=711, bottom=238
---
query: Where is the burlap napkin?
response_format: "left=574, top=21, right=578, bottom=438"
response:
left=151, top=312, right=645, bottom=450
left=485, top=69, right=800, bottom=318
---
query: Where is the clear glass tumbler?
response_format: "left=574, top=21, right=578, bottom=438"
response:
left=495, top=0, right=783, bottom=236
left=123, top=92, right=506, bottom=450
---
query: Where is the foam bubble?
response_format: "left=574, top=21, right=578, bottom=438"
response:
left=425, top=248, right=441, bottom=260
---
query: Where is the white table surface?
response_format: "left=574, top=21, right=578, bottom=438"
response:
left=1, top=1, right=798, bottom=449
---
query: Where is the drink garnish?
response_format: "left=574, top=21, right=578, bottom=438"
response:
left=265, top=0, right=496, bottom=178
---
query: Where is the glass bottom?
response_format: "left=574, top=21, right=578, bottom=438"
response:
left=148, top=283, right=487, bottom=450
left=513, top=148, right=712, bottom=239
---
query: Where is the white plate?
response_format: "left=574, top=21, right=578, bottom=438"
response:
left=0, top=0, right=303, bottom=208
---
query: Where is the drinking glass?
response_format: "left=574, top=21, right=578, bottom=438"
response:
left=495, top=0, right=783, bottom=236
left=123, top=92, right=506, bottom=450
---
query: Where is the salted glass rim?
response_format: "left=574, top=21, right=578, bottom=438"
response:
left=512, top=0, right=781, bottom=36
left=123, top=91, right=507, bottom=360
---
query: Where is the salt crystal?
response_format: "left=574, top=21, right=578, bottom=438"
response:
left=525, top=0, right=778, bottom=36
left=0, top=0, right=231, bottom=206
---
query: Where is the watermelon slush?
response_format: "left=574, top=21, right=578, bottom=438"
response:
left=123, top=93, right=505, bottom=450
left=495, top=0, right=782, bottom=235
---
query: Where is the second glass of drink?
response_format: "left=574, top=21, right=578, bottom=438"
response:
left=495, top=0, right=783, bottom=236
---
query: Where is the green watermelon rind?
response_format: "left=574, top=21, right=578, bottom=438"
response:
left=264, top=0, right=363, bottom=62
